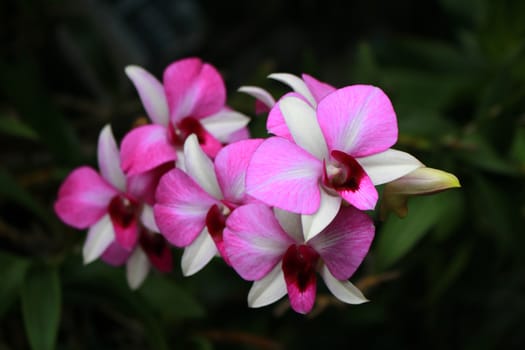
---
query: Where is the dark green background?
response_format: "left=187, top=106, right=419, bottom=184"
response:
left=1, top=0, right=525, bottom=349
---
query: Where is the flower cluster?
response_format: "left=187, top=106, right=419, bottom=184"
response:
left=55, top=57, right=460, bottom=314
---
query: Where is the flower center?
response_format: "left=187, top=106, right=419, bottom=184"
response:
left=323, top=150, right=366, bottom=193
left=282, top=244, right=320, bottom=292
left=167, top=117, right=222, bottom=158
left=205, top=203, right=232, bottom=265
left=108, top=195, right=139, bottom=229
left=139, top=228, right=172, bottom=273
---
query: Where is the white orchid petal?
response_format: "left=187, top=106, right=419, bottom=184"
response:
left=274, top=207, right=303, bottom=243
left=83, top=215, right=115, bottom=264
left=183, top=134, right=222, bottom=199
left=358, top=149, right=424, bottom=185
left=248, top=263, right=287, bottom=308
left=302, top=190, right=342, bottom=241
left=126, top=247, right=150, bottom=290
left=320, top=264, right=368, bottom=304
left=140, top=205, right=159, bottom=233
left=268, top=73, right=316, bottom=106
left=200, top=110, right=250, bottom=143
left=125, top=65, right=169, bottom=126
left=181, top=229, right=217, bottom=276
left=280, top=96, right=329, bottom=160
left=238, top=86, right=276, bottom=109
left=97, top=125, right=126, bottom=192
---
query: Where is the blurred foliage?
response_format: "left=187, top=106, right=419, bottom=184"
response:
left=1, top=0, right=525, bottom=349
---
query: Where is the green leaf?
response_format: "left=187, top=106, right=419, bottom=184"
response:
left=139, top=274, right=205, bottom=321
left=0, top=251, right=31, bottom=317
left=0, top=115, right=39, bottom=140
left=375, top=192, right=454, bottom=271
left=21, top=265, right=61, bottom=350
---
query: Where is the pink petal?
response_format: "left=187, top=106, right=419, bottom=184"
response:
left=282, top=244, right=319, bottom=314
left=139, top=230, right=173, bottom=273
left=111, top=215, right=139, bottom=251
left=154, top=169, right=219, bottom=247
left=266, top=92, right=307, bottom=140
left=214, top=138, right=264, bottom=204
left=301, top=74, right=336, bottom=103
left=120, top=124, right=177, bottom=176
left=163, top=58, right=225, bottom=122
left=97, top=125, right=126, bottom=192
left=101, top=241, right=132, bottom=266
left=317, top=85, right=398, bottom=157
left=246, top=137, right=322, bottom=214
left=126, top=162, right=174, bottom=205
left=54, top=166, right=117, bottom=229
left=309, top=206, right=375, bottom=280
left=125, top=65, right=169, bottom=126
left=223, top=126, right=251, bottom=143
left=223, top=203, right=294, bottom=281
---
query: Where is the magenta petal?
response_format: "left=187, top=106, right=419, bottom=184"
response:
left=266, top=92, right=306, bottom=140
left=301, top=74, right=336, bottom=103
left=127, top=162, right=174, bottom=205
left=309, top=206, right=375, bottom=280
left=317, top=85, right=398, bottom=157
left=214, top=139, right=264, bottom=204
left=282, top=245, right=319, bottom=314
left=246, top=137, right=322, bottom=214
left=101, top=242, right=132, bottom=266
left=223, top=204, right=294, bottom=281
left=111, top=216, right=139, bottom=251
left=139, top=231, right=173, bottom=273
left=154, top=169, right=219, bottom=247
left=120, top=124, right=177, bottom=176
left=338, top=173, right=378, bottom=211
left=54, top=166, right=117, bottom=229
left=163, top=58, right=226, bottom=122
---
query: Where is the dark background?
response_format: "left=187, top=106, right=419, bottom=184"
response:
left=1, top=0, right=525, bottom=349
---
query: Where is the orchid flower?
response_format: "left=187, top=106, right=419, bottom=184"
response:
left=223, top=203, right=374, bottom=314
left=154, top=134, right=262, bottom=276
left=246, top=86, right=423, bottom=240
left=121, top=57, right=251, bottom=176
left=380, top=167, right=461, bottom=219
left=54, top=125, right=172, bottom=289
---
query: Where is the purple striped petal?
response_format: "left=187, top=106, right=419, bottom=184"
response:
left=309, top=206, right=374, bottom=280
left=54, top=167, right=117, bottom=229
left=224, top=204, right=294, bottom=281
left=317, top=85, right=398, bottom=157
left=246, top=137, right=323, bottom=214
left=154, top=169, right=219, bottom=247
left=163, top=58, right=225, bottom=122
left=120, top=124, right=177, bottom=176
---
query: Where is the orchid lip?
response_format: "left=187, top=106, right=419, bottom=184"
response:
left=108, top=194, right=140, bottom=229
left=205, top=203, right=231, bottom=265
left=322, top=150, right=367, bottom=194
left=167, top=117, right=222, bottom=158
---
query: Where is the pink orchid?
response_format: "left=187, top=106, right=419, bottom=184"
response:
left=121, top=57, right=251, bottom=176
left=246, top=86, right=423, bottom=240
left=223, top=203, right=373, bottom=314
left=154, top=134, right=262, bottom=276
left=54, top=125, right=172, bottom=289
